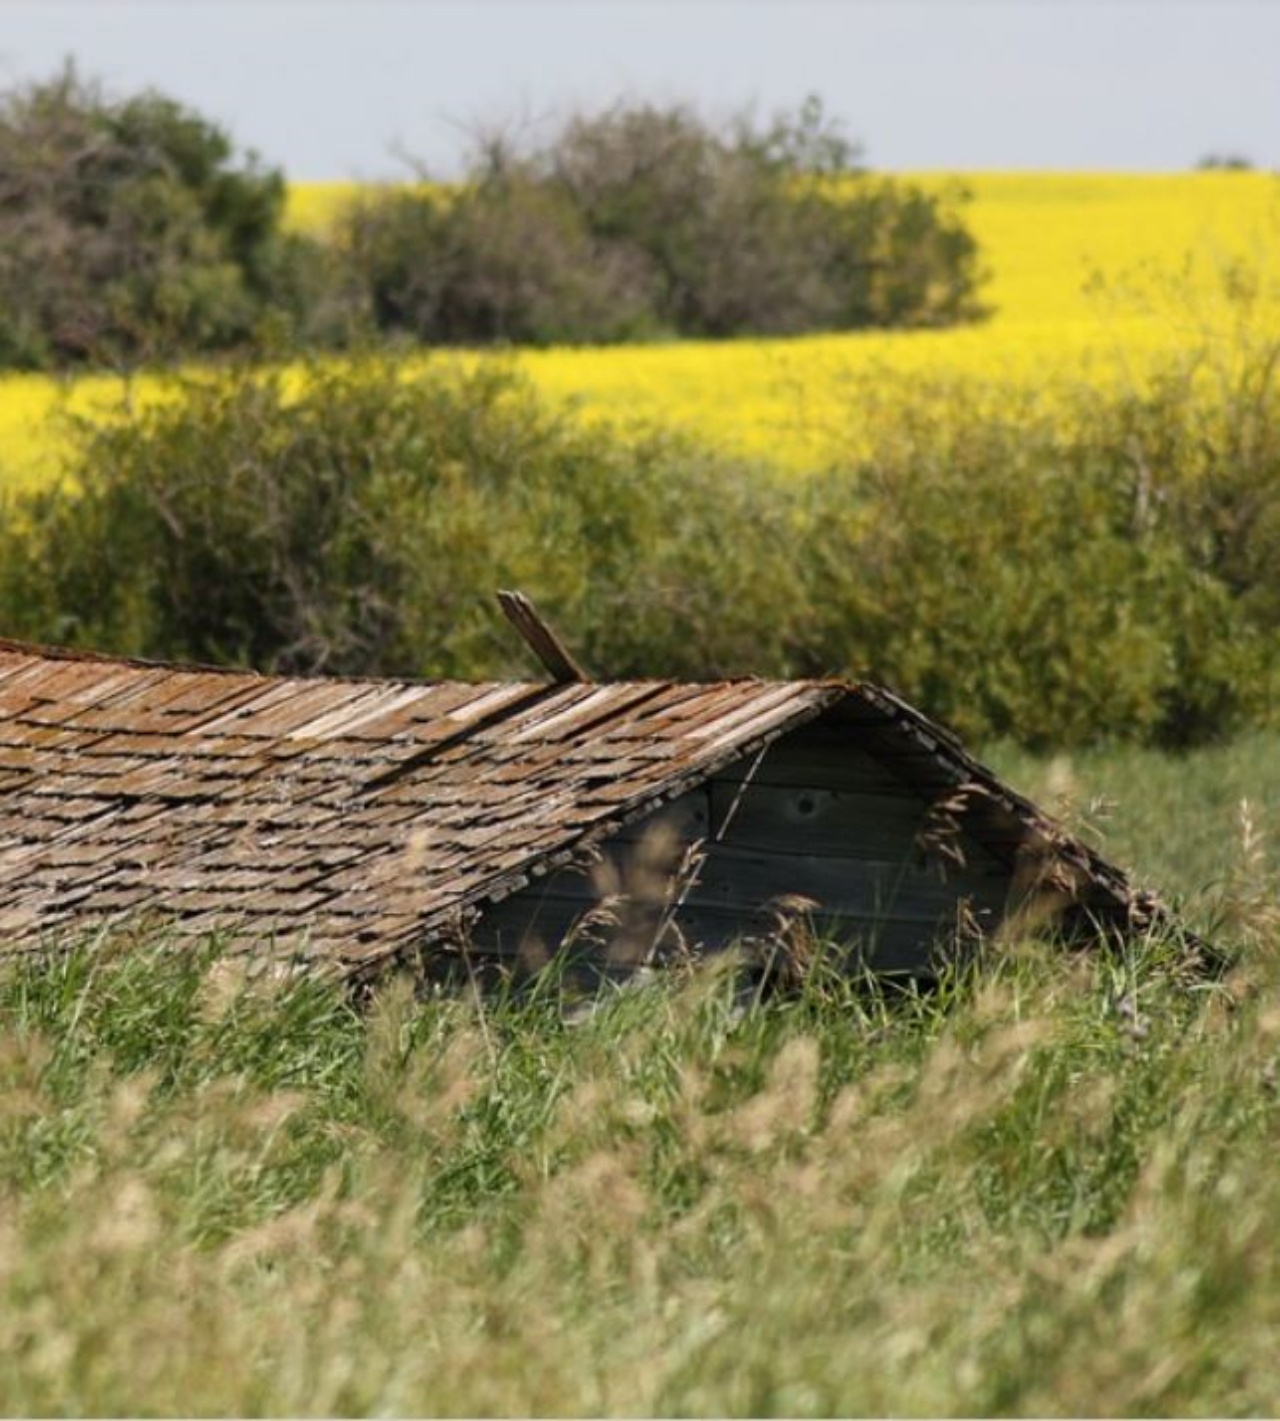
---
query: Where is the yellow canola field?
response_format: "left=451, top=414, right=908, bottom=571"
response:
left=1, top=172, right=1277, bottom=488
left=513, top=172, right=1280, bottom=467
left=283, top=180, right=365, bottom=233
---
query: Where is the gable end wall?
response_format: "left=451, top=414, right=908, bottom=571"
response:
left=471, top=724, right=1014, bottom=979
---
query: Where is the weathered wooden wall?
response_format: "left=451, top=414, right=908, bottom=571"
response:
left=473, top=719, right=1012, bottom=978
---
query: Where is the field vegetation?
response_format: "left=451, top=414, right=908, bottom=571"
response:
left=0, top=747, right=1277, bottom=1413
left=1, top=171, right=1276, bottom=488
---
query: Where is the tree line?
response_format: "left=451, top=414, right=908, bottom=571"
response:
left=0, top=66, right=987, bottom=372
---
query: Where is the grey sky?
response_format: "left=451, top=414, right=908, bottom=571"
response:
left=1, top=2, right=1276, bottom=178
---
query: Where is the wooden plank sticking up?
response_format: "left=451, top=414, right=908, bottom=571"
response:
left=496, top=589, right=587, bottom=684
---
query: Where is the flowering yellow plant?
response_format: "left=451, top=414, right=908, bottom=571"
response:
left=1, top=172, right=1275, bottom=490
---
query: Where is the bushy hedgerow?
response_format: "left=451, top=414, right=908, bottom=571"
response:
left=1, top=352, right=1276, bottom=748
left=0, top=358, right=807, bottom=678
left=796, top=383, right=1275, bottom=747
left=335, top=97, right=987, bottom=346
left=0, top=72, right=985, bottom=367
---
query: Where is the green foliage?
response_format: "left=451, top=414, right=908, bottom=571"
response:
left=2, top=336, right=1279, bottom=747
left=0, top=357, right=806, bottom=677
left=0, top=64, right=328, bottom=370
left=0, top=73, right=985, bottom=365
left=799, top=375, right=1278, bottom=748
left=341, top=179, right=657, bottom=347
left=1195, top=153, right=1256, bottom=171
left=336, top=98, right=986, bottom=345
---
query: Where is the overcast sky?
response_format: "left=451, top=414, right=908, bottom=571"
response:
left=1, top=2, right=1276, bottom=178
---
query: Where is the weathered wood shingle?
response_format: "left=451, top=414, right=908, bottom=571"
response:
left=0, top=638, right=1168, bottom=981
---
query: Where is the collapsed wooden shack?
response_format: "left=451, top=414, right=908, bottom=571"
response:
left=0, top=635, right=1175, bottom=991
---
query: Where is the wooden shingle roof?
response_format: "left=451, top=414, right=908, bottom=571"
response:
left=0, top=638, right=1168, bottom=982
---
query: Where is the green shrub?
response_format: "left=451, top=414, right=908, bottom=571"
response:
left=798, top=378, right=1277, bottom=748
left=2, top=347, right=1277, bottom=748
left=0, top=357, right=806, bottom=678
left=336, top=97, right=986, bottom=346
left=0, top=65, right=329, bottom=370
left=341, top=178, right=657, bottom=347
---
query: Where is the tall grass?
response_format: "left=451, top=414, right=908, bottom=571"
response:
left=1, top=742, right=1278, bottom=1415
left=989, top=732, right=1280, bottom=943
left=2, top=931, right=1276, bottom=1415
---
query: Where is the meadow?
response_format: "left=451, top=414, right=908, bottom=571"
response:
left=1, top=734, right=1278, bottom=1415
left=1, top=172, right=1277, bottom=486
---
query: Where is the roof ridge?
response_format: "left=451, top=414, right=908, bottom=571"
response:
left=0, top=637, right=858, bottom=694
left=0, top=637, right=256, bottom=676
